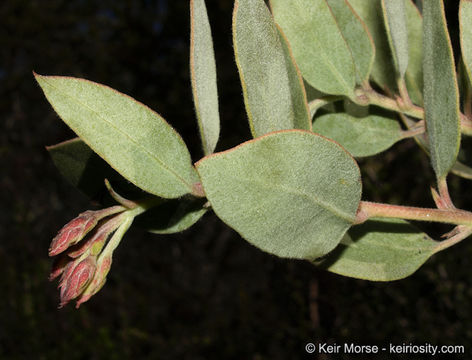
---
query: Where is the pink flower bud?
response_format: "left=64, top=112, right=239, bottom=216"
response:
left=58, top=256, right=96, bottom=308
left=66, top=215, right=123, bottom=258
left=49, top=206, right=125, bottom=257
left=75, top=255, right=112, bottom=308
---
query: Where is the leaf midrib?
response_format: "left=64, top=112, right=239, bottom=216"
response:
left=233, top=174, right=357, bottom=223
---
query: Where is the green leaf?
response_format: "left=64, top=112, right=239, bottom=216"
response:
left=316, top=218, right=438, bottom=281
left=313, top=113, right=403, bottom=157
left=348, top=0, right=422, bottom=104
left=47, top=138, right=145, bottom=200
left=270, top=0, right=356, bottom=97
left=326, top=0, right=375, bottom=84
left=460, top=0, right=472, bottom=83
left=348, top=0, right=396, bottom=91
left=135, top=197, right=208, bottom=234
left=35, top=74, right=199, bottom=199
left=233, top=0, right=311, bottom=138
left=196, top=130, right=362, bottom=259
left=423, top=0, right=461, bottom=180
left=404, top=0, right=423, bottom=105
left=382, top=0, right=409, bottom=77
left=190, top=0, right=220, bottom=155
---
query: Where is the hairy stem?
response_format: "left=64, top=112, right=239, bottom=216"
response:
left=355, top=86, right=472, bottom=136
left=355, top=201, right=472, bottom=226
left=397, top=77, right=413, bottom=109
left=355, top=87, right=424, bottom=119
left=438, top=177, right=455, bottom=209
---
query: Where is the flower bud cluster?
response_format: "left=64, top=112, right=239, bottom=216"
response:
left=48, top=206, right=127, bottom=308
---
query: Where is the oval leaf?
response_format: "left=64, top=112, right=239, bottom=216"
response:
left=460, top=0, right=472, bottom=83
left=270, top=0, right=356, bottom=97
left=382, top=0, right=409, bottom=77
left=233, top=0, right=311, bottom=138
left=316, top=218, right=438, bottom=281
left=423, top=0, right=461, bottom=180
left=312, top=113, right=403, bottom=157
left=35, top=74, right=199, bottom=198
left=190, top=0, right=220, bottom=155
left=196, top=130, right=362, bottom=259
left=326, top=0, right=375, bottom=84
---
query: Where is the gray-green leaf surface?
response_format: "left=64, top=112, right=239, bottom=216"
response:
left=233, top=0, right=310, bottom=138
left=349, top=0, right=423, bottom=104
left=270, top=0, right=356, bottom=97
left=326, top=0, right=374, bottom=84
left=382, top=0, right=409, bottom=77
left=403, top=0, right=423, bottom=105
left=316, top=218, right=438, bottom=281
left=35, top=74, right=199, bottom=198
left=313, top=113, right=403, bottom=157
left=196, top=130, right=362, bottom=259
left=190, top=0, right=220, bottom=155
left=348, top=0, right=395, bottom=90
left=423, top=0, right=460, bottom=180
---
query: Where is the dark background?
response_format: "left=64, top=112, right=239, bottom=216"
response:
left=2, top=0, right=472, bottom=359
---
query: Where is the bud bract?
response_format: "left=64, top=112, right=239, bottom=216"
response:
left=58, top=256, right=96, bottom=308
left=49, top=206, right=125, bottom=256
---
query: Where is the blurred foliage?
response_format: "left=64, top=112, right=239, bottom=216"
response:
left=2, top=0, right=472, bottom=359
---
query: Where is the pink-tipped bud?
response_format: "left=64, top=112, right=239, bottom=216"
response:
left=49, top=206, right=125, bottom=257
left=49, top=211, right=99, bottom=257
left=75, top=255, right=113, bottom=308
left=67, top=215, right=123, bottom=258
left=58, top=257, right=96, bottom=308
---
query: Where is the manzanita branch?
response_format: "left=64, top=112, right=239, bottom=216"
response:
left=437, top=177, right=456, bottom=209
left=355, top=201, right=472, bottom=226
left=354, top=86, right=424, bottom=119
left=354, top=85, right=472, bottom=136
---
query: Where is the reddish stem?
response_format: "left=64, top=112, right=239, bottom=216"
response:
left=355, top=201, right=472, bottom=226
